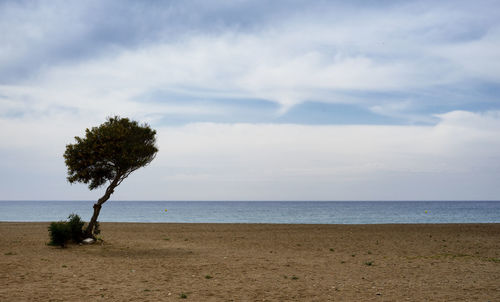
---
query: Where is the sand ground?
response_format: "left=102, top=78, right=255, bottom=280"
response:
left=1, top=222, right=499, bottom=301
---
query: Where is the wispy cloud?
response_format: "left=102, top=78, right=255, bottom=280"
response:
left=1, top=1, right=499, bottom=200
left=1, top=0, right=499, bottom=122
left=3, top=110, right=499, bottom=200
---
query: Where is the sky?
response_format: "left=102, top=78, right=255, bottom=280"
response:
left=1, top=0, right=500, bottom=201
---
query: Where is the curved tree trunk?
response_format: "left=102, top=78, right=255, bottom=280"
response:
left=84, top=176, right=121, bottom=237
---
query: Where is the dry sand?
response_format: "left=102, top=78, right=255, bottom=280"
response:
left=1, top=222, right=499, bottom=301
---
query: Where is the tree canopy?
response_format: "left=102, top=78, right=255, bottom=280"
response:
left=64, top=116, right=158, bottom=189
left=64, top=116, right=158, bottom=236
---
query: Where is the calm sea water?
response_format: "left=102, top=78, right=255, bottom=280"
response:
left=0, top=200, right=499, bottom=224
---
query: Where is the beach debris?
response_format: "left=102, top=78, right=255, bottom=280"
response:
left=164, top=209, right=168, bottom=212
left=82, top=238, right=95, bottom=244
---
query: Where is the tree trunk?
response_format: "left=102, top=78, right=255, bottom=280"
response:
left=84, top=176, right=121, bottom=237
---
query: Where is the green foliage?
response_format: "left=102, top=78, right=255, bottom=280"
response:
left=48, top=221, right=71, bottom=247
left=48, top=214, right=86, bottom=247
left=64, top=116, right=158, bottom=190
left=67, top=213, right=85, bottom=243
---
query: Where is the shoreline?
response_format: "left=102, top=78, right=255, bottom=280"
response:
left=2, top=221, right=500, bottom=225
left=1, top=222, right=499, bottom=301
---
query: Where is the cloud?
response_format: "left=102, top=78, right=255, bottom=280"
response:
left=1, top=0, right=499, bottom=121
left=143, top=110, right=500, bottom=200
left=431, top=28, right=500, bottom=83
left=2, top=110, right=499, bottom=200
left=1, top=1, right=499, bottom=200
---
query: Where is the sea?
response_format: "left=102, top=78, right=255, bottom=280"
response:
left=0, top=200, right=499, bottom=224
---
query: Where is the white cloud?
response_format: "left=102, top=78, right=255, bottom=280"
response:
left=431, top=28, right=500, bottom=82
left=5, top=109, right=495, bottom=200
left=127, top=111, right=500, bottom=200
left=1, top=1, right=499, bottom=118
left=1, top=1, right=499, bottom=200
left=1, top=110, right=499, bottom=200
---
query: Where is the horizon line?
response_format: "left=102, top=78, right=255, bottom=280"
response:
left=2, top=200, right=499, bottom=202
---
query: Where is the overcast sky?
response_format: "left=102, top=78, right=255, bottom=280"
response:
left=1, top=0, right=500, bottom=200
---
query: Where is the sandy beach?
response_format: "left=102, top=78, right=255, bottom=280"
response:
left=1, top=222, right=499, bottom=301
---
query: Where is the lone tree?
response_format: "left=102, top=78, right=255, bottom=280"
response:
left=64, top=116, right=158, bottom=237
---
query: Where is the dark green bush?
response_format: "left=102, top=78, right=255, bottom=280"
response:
left=67, top=214, right=85, bottom=243
left=48, top=221, right=71, bottom=247
left=48, top=214, right=86, bottom=247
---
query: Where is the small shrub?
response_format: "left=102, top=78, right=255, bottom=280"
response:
left=180, top=293, right=187, bottom=299
left=205, top=275, right=213, bottom=279
left=365, top=261, right=374, bottom=266
left=48, top=221, right=71, bottom=247
left=67, top=214, right=85, bottom=243
left=48, top=213, right=86, bottom=247
left=291, top=275, right=299, bottom=280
